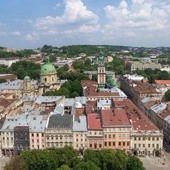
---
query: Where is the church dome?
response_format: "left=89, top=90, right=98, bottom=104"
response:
left=40, top=57, right=56, bottom=74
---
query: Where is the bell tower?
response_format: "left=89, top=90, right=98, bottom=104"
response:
left=97, top=50, right=106, bottom=88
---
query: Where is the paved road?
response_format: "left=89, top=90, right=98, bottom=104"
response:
left=140, top=156, right=169, bottom=170
left=0, top=156, right=9, bottom=170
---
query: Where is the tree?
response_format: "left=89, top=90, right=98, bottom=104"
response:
left=126, top=156, right=145, bottom=170
left=83, top=150, right=100, bottom=167
left=74, top=161, right=100, bottom=170
left=57, top=165, right=71, bottom=170
left=165, top=90, right=170, bottom=101
left=0, top=78, right=7, bottom=83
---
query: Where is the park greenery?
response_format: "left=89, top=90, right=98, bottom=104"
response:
left=133, top=68, right=170, bottom=83
left=165, top=90, right=170, bottom=101
left=5, top=146, right=145, bottom=170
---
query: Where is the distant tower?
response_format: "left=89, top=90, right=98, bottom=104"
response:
left=40, top=57, right=57, bottom=86
left=97, top=50, right=106, bottom=88
left=22, top=76, right=32, bottom=96
left=39, top=57, right=59, bottom=95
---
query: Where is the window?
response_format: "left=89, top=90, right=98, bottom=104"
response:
left=138, top=137, right=141, bottom=141
left=134, top=144, right=136, bottom=149
left=134, top=137, right=136, bottom=140
left=123, top=142, right=125, bottom=146
left=99, top=144, right=102, bottom=148
left=90, top=144, right=92, bottom=148
left=113, top=142, right=115, bottom=146
left=119, top=142, right=121, bottom=146
left=156, top=144, right=159, bottom=149
left=143, top=144, right=145, bottom=147
left=113, top=134, right=115, bottom=138
left=127, top=142, right=129, bottom=146
left=37, top=133, right=39, bottom=137
left=105, top=134, right=107, bottom=138
left=157, top=137, right=159, bottom=141
left=152, top=137, right=155, bottom=141
left=105, top=142, right=107, bottom=146
left=32, top=133, right=34, bottom=137
left=148, top=144, right=150, bottom=148
left=138, top=144, right=141, bottom=147
left=148, top=137, right=150, bottom=141
left=109, top=134, right=111, bottom=139
left=109, top=142, right=111, bottom=146
left=152, top=144, right=155, bottom=148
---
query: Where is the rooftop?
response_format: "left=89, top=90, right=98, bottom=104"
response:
left=88, top=113, right=102, bottom=130
left=101, top=108, right=131, bottom=127
left=73, top=115, right=87, bottom=132
left=47, top=114, right=73, bottom=129
left=155, top=80, right=170, bottom=85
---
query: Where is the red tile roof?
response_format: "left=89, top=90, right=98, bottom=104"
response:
left=0, top=99, right=15, bottom=108
left=81, top=80, right=120, bottom=97
left=101, top=108, right=131, bottom=127
left=87, top=113, right=102, bottom=130
left=133, top=82, right=158, bottom=94
left=123, top=99, right=159, bottom=131
left=155, top=80, right=170, bottom=85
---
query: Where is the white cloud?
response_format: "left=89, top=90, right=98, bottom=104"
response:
left=25, top=32, right=39, bottom=41
left=64, top=24, right=100, bottom=34
left=42, top=29, right=58, bottom=35
left=35, top=0, right=99, bottom=29
left=103, top=0, right=170, bottom=37
left=11, top=31, right=21, bottom=36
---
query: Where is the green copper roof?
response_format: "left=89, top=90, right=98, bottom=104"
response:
left=98, top=50, right=104, bottom=61
left=24, top=76, right=31, bottom=81
left=106, top=76, right=118, bottom=87
left=40, top=57, right=56, bottom=74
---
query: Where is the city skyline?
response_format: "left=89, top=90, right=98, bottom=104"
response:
left=0, top=0, right=170, bottom=49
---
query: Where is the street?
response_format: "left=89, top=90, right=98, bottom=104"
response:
left=0, top=156, right=9, bottom=170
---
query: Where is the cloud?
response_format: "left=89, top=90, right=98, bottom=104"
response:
left=35, top=0, right=99, bottom=29
left=64, top=24, right=100, bottom=34
left=103, top=0, right=170, bottom=36
left=25, top=32, right=39, bottom=41
left=11, top=31, right=21, bottom=36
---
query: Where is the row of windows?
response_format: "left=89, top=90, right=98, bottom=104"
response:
left=89, top=131, right=102, bottom=135
left=47, top=142, right=72, bottom=147
left=134, top=143, right=160, bottom=149
left=76, top=138, right=87, bottom=142
left=76, top=134, right=87, bottom=137
left=31, top=133, right=44, bottom=137
left=46, top=136, right=72, bottom=140
left=32, top=139, right=44, bottom=143
left=105, top=128, right=130, bottom=132
left=105, top=141, right=129, bottom=147
left=134, top=137, right=159, bottom=141
left=105, top=133, right=130, bottom=139
left=89, top=143, right=102, bottom=149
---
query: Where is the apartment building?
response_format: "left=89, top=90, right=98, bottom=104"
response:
left=123, top=99, right=163, bottom=156
left=126, top=61, right=161, bottom=72
left=87, top=113, right=103, bottom=149
left=45, top=114, right=73, bottom=148
left=101, top=108, right=131, bottom=152
left=73, top=115, right=87, bottom=150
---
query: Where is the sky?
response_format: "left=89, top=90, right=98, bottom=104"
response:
left=0, top=0, right=170, bottom=49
